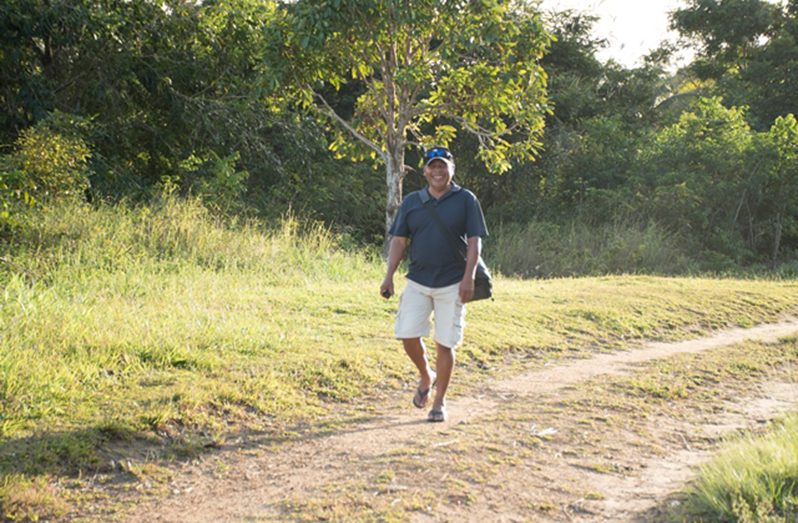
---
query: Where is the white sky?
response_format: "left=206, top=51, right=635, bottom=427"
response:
left=538, top=0, right=694, bottom=68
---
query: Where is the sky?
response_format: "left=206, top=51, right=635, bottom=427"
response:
left=538, top=0, right=694, bottom=69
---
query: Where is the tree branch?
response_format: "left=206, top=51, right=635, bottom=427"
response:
left=314, top=91, right=385, bottom=160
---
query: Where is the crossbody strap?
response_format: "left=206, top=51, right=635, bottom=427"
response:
left=417, top=190, right=467, bottom=265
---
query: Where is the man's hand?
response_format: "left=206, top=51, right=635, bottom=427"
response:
left=380, top=277, right=394, bottom=299
left=381, top=236, right=407, bottom=300
left=459, top=277, right=474, bottom=304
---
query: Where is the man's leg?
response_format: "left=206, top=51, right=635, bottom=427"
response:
left=395, top=281, right=435, bottom=394
left=429, top=282, right=464, bottom=414
left=432, top=342, right=454, bottom=409
left=401, top=338, right=434, bottom=389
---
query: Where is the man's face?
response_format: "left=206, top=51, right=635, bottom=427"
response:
left=423, top=159, right=454, bottom=192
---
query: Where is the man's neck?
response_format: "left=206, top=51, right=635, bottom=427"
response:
left=427, top=184, right=452, bottom=200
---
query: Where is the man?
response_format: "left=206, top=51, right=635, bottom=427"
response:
left=380, top=146, right=488, bottom=422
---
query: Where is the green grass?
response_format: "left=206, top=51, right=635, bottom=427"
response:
left=0, top=474, right=68, bottom=522
left=489, top=219, right=692, bottom=277
left=673, top=414, right=798, bottom=522
left=2, top=198, right=798, bottom=518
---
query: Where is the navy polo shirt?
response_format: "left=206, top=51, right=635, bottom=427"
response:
left=389, top=183, right=488, bottom=288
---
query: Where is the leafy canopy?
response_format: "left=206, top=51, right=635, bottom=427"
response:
left=267, top=0, right=552, bottom=174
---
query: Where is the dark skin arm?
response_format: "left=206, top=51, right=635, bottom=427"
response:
left=458, top=236, right=481, bottom=303
left=380, top=236, right=409, bottom=298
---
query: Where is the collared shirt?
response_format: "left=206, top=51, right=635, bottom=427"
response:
left=389, top=183, right=488, bottom=288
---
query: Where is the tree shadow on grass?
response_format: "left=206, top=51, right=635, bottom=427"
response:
left=0, top=406, right=429, bottom=484
left=0, top=423, right=154, bottom=479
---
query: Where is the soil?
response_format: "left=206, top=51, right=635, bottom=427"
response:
left=122, top=319, right=798, bottom=522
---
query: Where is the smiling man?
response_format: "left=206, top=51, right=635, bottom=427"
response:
left=380, top=146, right=488, bottom=422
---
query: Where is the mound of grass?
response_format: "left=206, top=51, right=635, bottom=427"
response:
left=674, top=414, right=798, bottom=522
left=1, top=199, right=385, bottom=441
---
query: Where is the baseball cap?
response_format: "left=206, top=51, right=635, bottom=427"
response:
left=424, top=146, right=455, bottom=169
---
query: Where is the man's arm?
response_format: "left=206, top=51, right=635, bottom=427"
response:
left=458, top=236, right=481, bottom=303
left=380, top=236, right=409, bottom=298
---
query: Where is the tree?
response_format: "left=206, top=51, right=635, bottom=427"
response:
left=0, top=0, right=289, bottom=196
left=486, top=8, right=672, bottom=225
left=670, top=0, right=778, bottom=68
left=757, top=114, right=798, bottom=263
left=634, top=97, right=755, bottom=261
left=267, top=0, right=552, bottom=237
left=669, top=0, right=798, bottom=129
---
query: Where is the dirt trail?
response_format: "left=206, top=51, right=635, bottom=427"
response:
left=126, top=319, right=798, bottom=522
left=427, top=380, right=798, bottom=523
left=588, top=382, right=798, bottom=522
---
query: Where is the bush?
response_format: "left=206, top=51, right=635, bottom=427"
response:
left=0, top=112, right=93, bottom=228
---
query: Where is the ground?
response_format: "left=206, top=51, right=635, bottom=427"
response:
left=103, top=319, right=798, bottom=522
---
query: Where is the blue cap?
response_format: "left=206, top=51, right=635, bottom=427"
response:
left=424, top=146, right=455, bottom=168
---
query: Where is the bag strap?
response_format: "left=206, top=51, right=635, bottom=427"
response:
left=417, top=190, right=467, bottom=264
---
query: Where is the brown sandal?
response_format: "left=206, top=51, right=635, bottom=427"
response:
left=412, top=373, right=437, bottom=409
left=427, top=405, right=447, bottom=422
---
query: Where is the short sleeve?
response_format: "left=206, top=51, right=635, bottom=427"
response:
left=388, top=196, right=412, bottom=237
left=465, top=192, right=488, bottom=238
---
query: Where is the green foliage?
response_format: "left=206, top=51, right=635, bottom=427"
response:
left=10, top=113, right=92, bottom=201
left=671, top=0, right=779, bottom=66
left=268, top=0, right=552, bottom=234
left=186, top=151, right=250, bottom=215
left=635, top=97, right=753, bottom=259
left=670, top=0, right=798, bottom=129
left=266, top=155, right=385, bottom=244
left=629, top=97, right=798, bottom=265
left=1, top=0, right=798, bottom=274
left=0, top=112, right=92, bottom=227
left=1, top=0, right=294, bottom=201
left=483, top=9, right=673, bottom=228
left=673, top=414, right=798, bottom=522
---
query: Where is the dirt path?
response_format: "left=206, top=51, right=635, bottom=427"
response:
left=125, top=319, right=798, bottom=522
left=424, top=379, right=798, bottom=523
left=587, top=381, right=798, bottom=521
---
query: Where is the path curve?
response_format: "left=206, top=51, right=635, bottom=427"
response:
left=127, top=318, right=798, bottom=522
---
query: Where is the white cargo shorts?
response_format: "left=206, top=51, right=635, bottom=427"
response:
left=394, top=279, right=466, bottom=349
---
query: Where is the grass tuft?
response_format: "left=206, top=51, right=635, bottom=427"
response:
left=674, top=414, right=798, bottom=522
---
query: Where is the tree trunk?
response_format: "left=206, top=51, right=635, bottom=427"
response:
left=772, top=217, right=783, bottom=267
left=383, top=147, right=405, bottom=254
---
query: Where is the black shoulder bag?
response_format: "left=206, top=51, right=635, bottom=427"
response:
left=417, top=190, right=493, bottom=301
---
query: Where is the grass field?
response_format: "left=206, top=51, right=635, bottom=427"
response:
left=2, top=199, right=798, bottom=520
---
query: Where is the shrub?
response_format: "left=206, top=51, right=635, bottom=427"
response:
left=0, top=112, right=93, bottom=228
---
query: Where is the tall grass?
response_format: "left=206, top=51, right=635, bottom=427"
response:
left=0, top=198, right=385, bottom=441
left=675, top=414, right=798, bottom=522
left=4, top=196, right=376, bottom=284
left=488, top=220, right=691, bottom=278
